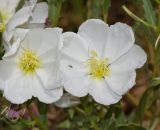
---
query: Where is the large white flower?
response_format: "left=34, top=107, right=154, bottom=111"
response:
left=0, top=28, right=63, bottom=104
left=60, top=19, right=147, bottom=105
left=3, top=0, right=48, bottom=52
left=0, top=0, right=20, bottom=32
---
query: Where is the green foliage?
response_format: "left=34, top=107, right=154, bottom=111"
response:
left=142, top=0, right=156, bottom=26
left=57, top=97, right=148, bottom=130
left=137, top=78, right=160, bottom=123
left=47, top=0, right=62, bottom=27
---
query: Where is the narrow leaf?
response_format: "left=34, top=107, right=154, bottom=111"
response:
left=142, top=0, right=156, bottom=26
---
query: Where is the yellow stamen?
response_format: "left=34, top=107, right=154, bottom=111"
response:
left=87, top=50, right=110, bottom=79
left=18, top=49, right=41, bottom=74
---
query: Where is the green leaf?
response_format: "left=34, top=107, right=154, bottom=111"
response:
left=68, top=109, right=75, bottom=119
left=150, top=77, right=160, bottom=87
left=37, top=101, right=48, bottom=130
left=57, top=120, right=71, bottom=129
left=117, top=124, right=146, bottom=130
left=47, top=0, right=62, bottom=27
left=103, top=0, right=111, bottom=21
left=137, top=82, right=160, bottom=123
left=19, top=119, right=35, bottom=127
left=142, top=0, right=156, bottom=26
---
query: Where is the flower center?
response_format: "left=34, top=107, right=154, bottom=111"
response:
left=87, top=50, right=110, bottom=79
left=18, top=49, right=40, bottom=74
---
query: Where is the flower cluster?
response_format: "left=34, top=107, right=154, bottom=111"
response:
left=0, top=1, right=147, bottom=105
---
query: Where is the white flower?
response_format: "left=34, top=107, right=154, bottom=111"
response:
left=0, top=28, right=63, bottom=104
left=55, top=93, right=80, bottom=108
left=3, top=0, right=48, bottom=52
left=60, top=19, right=147, bottom=105
left=0, top=0, right=20, bottom=32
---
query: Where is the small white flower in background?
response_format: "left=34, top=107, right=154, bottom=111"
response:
left=0, top=0, right=20, bottom=32
left=60, top=19, right=147, bottom=105
left=0, top=28, right=63, bottom=104
left=3, top=0, right=48, bottom=53
left=55, top=93, right=80, bottom=108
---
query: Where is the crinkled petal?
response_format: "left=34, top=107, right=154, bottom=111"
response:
left=32, top=75, right=63, bottom=103
left=3, top=69, right=32, bottom=104
left=78, top=19, right=109, bottom=57
left=89, top=80, right=121, bottom=105
left=3, top=28, right=29, bottom=58
left=106, top=70, right=136, bottom=95
left=30, top=2, right=48, bottom=24
left=24, top=0, right=37, bottom=7
left=110, top=45, right=147, bottom=72
left=6, top=3, right=34, bottom=32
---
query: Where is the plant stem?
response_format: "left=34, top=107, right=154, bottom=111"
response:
left=150, top=118, right=159, bottom=130
left=75, top=107, right=86, bottom=116
left=126, top=93, right=152, bottom=118
left=122, top=5, right=156, bottom=30
left=27, top=104, right=48, bottom=130
left=155, top=34, right=160, bottom=48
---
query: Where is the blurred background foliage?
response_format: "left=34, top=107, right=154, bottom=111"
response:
left=0, top=0, right=160, bottom=130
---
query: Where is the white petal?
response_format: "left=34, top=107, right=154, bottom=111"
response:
left=24, top=0, right=37, bottom=7
left=3, top=70, right=32, bottom=104
left=6, top=4, right=34, bottom=32
left=78, top=19, right=109, bottom=57
left=89, top=79, right=121, bottom=105
left=103, top=22, right=135, bottom=63
left=3, top=29, right=29, bottom=58
left=0, top=0, right=20, bottom=23
left=32, top=75, right=63, bottom=103
left=54, top=93, right=80, bottom=108
left=36, top=61, right=61, bottom=89
left=106, top=70, right=136, bottom=95
left=110, top=45, right=147, bottom=72
left=63, top=75, right=91, bottom=97
left=21, top=28, right=62, bottom=56
left=0, top=78, right=5, bottom=91
left=7, top=0, right=20, bottom=12
left=61, top=60, right=90, bottom=97
left=61, top=32, right=89, bottom=63
left=0, top=61, right=16, bottom=90
left=61, top=35, right=90, bottom=97
left=30, top=2, right=48, bottom=24
left=0, top=61, right=16, bottom=80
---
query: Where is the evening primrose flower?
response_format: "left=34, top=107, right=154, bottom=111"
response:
left=0, top=28, right=63, bottom=104
left=0, top=0, right=20, bottom=32
left=3, top=0, right=48, bottom=52
left=60, top=19, right=147, bottom=105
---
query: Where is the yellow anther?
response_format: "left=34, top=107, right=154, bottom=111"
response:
left=19, top=49, right=40, bottom=74
left=87, top=50, right=110, bottom=79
